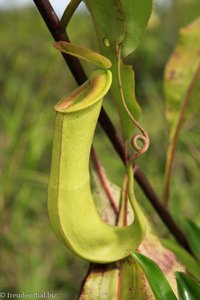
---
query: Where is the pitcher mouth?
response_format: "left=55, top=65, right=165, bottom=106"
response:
left=54, top=69, right=112, bottom=114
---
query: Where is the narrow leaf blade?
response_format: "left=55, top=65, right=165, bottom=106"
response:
left=184, top=220, right=200, bottom=263
left=176, top=272, right=200, bottom=300
left=130, top=250, right=177, bottom=300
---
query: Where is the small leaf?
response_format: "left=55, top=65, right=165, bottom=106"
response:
left=54, top=41, right=112, bottom=69
left=176, top=272, right=200, bottom=300
left=184, top=220, right=200, bottom=263
left=161, top=239, right=200, bottom=281
left=130, top=250, right=177, bottom=300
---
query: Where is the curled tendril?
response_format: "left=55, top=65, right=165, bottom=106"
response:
left=116, top=43, right=150, bottom=164
left=131, top=133, right=149, bottom=162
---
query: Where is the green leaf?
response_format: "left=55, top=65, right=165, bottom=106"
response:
left=84, top=0, right=126, bottom=46
left=184, top=220, right=200, bottom=264
left=176, top=272, right=200, bottom=300
left=161, top=239, right=200, bottom=281
left=163, top=17, right=200, bottom=205
left=84, top=0, right=153, bottom=139
left=85, top=0, right=153, bottom=57
left=121, top=0, right=153, bottom=57
left=130, top=250, right=177, bottom=300
left=164, top=17, right=200, bottom=135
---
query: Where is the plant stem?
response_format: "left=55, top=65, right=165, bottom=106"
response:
left=33, top=0, right=87, bottom=84
left=33, top=0, right=192, bottom=254
left=60, top=0, right=82, bottom=30
left=134, top=165, right=191, bottom=252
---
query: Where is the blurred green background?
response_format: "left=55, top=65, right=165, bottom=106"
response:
left=0, top=1, right=200, bottom=299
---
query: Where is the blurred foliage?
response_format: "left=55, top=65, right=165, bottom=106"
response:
left=0, top=0, right=200, bottom=298
left=0, top=7, right=87, bottom=300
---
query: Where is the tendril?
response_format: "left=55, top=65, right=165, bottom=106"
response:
left=116, top=43, right=150, bottom=165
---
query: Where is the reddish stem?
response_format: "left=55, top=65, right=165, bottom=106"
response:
left=91, top=148, right=120, bottom=215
